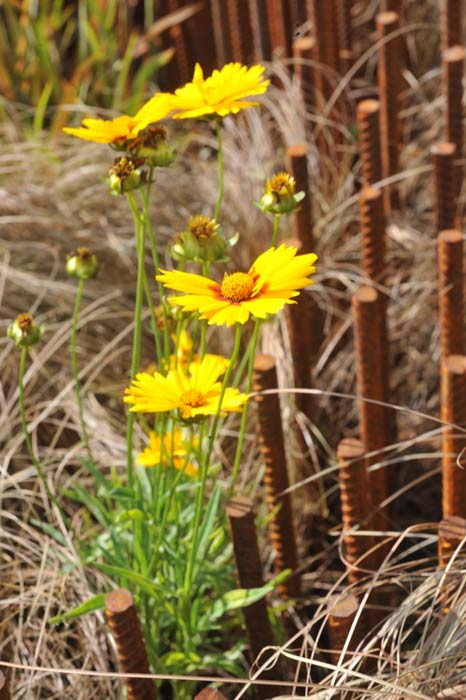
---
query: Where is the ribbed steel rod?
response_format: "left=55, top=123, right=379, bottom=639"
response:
left=441, top=355, right=466, bottom=519
left=438, top=229, right=464, bottom=359
left=432, top=142, right=457, bottom=235
left=286, top=146, right=314, bottom=252
left=293, top=36, right=317, bottom=113
left=440, top=0, right=463, bottom=52
left=357, top=99, right=383, bottom=187
left=443, top=45, right=465, bottom=206
left=327, top=592, right=359, bottom=664
left=336, top=0, right=353, bottom=73
left=225, top=0, right=253, bottom=63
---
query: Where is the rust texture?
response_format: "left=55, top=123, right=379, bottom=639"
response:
left=336, top=0, right=353, bottom=73
left=352, top=287, right=388, bottom=531
left=438, top=230, right=464, bottom=359
left=253, top=354, right=300, bottom=598
left=438, top=515, right=466, bottom=568
left=0, top=672, right=10, bottom=700
left=266, top=0, right=293, bottom=57
left=286, top=146, right=314, bottom=252
left=225, top=0, right=253, bottom=64
left=443, top=46, right=465, bottom=204
left=440, top=0, right=463, bottom=52
left=105, top=588, right=156, bottom=700
left=376, top=11, right=402, bottom=213
left=248, top=0, right=270, bottom=61
left=441, top=355, right=466, bottom=520
left=309, top=0, right=340, bottom=96
left=326, top=592, right=359, bottom=664
left=337, top=438, right=374, bottom=581
left=195, top=689, right=229, bottom=700
left=292, top=37, right=316, bottom=113
left=357, top=99, right=383, bottom=187
left=381, top=0, right=402, bottom=11
left=226, top=497, right=283, bottom=699
left=431, top=142, right=457, bottom=235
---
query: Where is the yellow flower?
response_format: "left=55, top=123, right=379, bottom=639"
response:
left=63, top=93, right=173, bottom=144
left=169, top=62, right=269, bottom=119
left=137, top=430, right=197, bottom=477
left=124, top=354, right=248, bottom=419
left=170, top=330, right=230, bottom=372
left=157, top=244, right=318, bottom=327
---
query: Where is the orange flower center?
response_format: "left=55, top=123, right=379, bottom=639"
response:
left=221, top=272, right=255, bottom=302
left=180, top=389, right=205, bottom=408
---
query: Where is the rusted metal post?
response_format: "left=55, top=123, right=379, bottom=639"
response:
left=357, top=99, right=383, bottom=187
left=253, top=354, right=300, bottom=598
left=336, top=0, right=353, bottom=73
left=0, top=672, right=11, bottom=700
left=286, top=146, right=314, bottom=252
left=352, top=287, right=388, bottom=532
left=443, top=45, right=465, bottom=207
left=227, top=497, right=283, bottom=699
left=438, top=515, right=466, bottom=568
left=266, top=0, right=293, bottom=57
left=438, top=230, right=464, bottom=360
left=381, top=0, right=402, bottom=11
left=105, top=588, right=156, bottom=700
left=226, top=0, right=254, bottom=63
left=337, top=438, right=374, bottom=581
left=309, top=0, right=340, bottom=95
left=431, top=142, right=457, bottom=235
left=248, top=0, right=270, bottom=61
left=326, top=592, right=359, bottom=664
left=292, top=36, right=317, bottom=113
left=195, top=689, right=229, bottom=700
left=440, top=0, right=463, bottom=52
left=441, top=356, right=466, bottom=520
left=376, top=11, right=402, bottom=213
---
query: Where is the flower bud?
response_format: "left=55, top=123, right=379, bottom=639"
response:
left=7, top=313, right=45, bottom=349
left=66, top=246, right=99, bottom=279
left=131, top=126, right=175, bottom=167
left=108, top=156, right=146, bottom=195
left=170, top=215, right=231, bottom=263
left=257, top=171, right=305, bottom=215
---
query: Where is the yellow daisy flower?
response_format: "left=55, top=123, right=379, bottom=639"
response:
left=63, top=93, right=173, bottom=144
left=169, top=62, right=269, bottom=119
left=157, top=244, right=318, bottom=327
left=124, top=354, right=248, bottom=419
left=137, top=429, right=198, bottom=477
left=170, top=330, right=230, bottom=371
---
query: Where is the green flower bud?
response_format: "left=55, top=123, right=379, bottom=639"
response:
left=7, top=313, right=45, bottom=349
left=170, top=215, right=232, bottom=263
left=108, top=156, right=146, bottom=196
left=257, top=171, right=305, bottom=215
left=132, top=126, right=175, bottom=167
left=66, top=247, right=99, bottom=279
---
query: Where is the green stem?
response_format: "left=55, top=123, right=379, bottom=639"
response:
left=18, top=347, right=61, bottom=511
left=213, top=118, right=224, bottom=223
left=126, top=193, right=146, bottom=490
left=71, top=277, right=93, bottom=463
left=229, top=318, right=262, bottom=495
left=271, top=213, right=282, bottom=247
left=184, top=324, right=242, bottom=591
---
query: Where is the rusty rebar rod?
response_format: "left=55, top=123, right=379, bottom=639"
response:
left=432, top=142, right=457, bottom=235
left=441, top=355, right=466, bottom=519
left=438, top=230, right=464, bottom=359
left=309, top=0, right=340, bottom=95
left=376, top=11, right=402, bottom=213
left=352, top=287, right=388, bottom=531
left=440, top=0, right=463, bottom=52
left=357, top=99, right=383, bottom=187
left=326, top=592, right=359, bottom=664
left=337, top=438, right=374, bottom=581
left=266, top=0, right=292, bottom=57
left=286, top=146, right=314, bottom=252
left=0, top=672, right=10, bottom=700
left=225, top=0, right=253, bottom=64
left=443, top=45, right=465, bottom=206
left=195, top=689, right=229, bottom=700
left=336, top=0, right=353, bottom=73
left=438, top=515, right=466, bottom=568
left=105, top=588, right=156, bottom=700
left=253, top=354, right=300, bottom=598
left=227, top=497, right=283, bottom=699
left=292, top=37, right=317, bottom=113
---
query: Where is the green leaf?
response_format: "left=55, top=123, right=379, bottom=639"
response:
left=191, top=482, right=222, bottom=581
left=207, top=569, right=291, bottom=622
left=30, top=519, right=68, bottom=546
left=48, top=594, right=105, bottom=624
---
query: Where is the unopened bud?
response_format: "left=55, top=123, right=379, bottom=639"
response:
left=131, top=126, right=175, bottom=167
left=66, top=246, right=99, bottom=279
left=7, top=313, right=45, bottom=349
left=257, top=171, right=304, bottom=215
left=108, top=156, right=146, bottom=195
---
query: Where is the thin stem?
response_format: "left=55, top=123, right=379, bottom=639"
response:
left=184, top=324, right=242, bottom=591
left=271, top=213, right=282, bottom=247
left=18, top=347, right=61, bottom=512
left=71, top=277, right=93, bottom=463
left=126, top=192, right=146, bottom=490
left=213, top=118, right=224, bottom=223
left=229, top=318, right=262, bottom=495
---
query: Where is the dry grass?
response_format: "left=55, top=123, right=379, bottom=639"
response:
left=2, top=2, right=466, bottom=696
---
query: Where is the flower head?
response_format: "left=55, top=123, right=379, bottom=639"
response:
left=137, top=429, right=197, bottom=477
left=170, top=330, right=230, bottom=372
left=169, top=62, right=269, bottom=119
left=124, top=355, right=248, bottom=420
left=63, top=93, right=172, bottom=145
left=157, top=244, right=318, bottom=327
left=171, top=215, right=235, bottom=263
left=66, top=247, right=99, bottom=279
left=108, top=156, right=146, bottom=195
left=258, top=172, right=305, bottom=215
left=7, top=313, right=45, bottom=348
